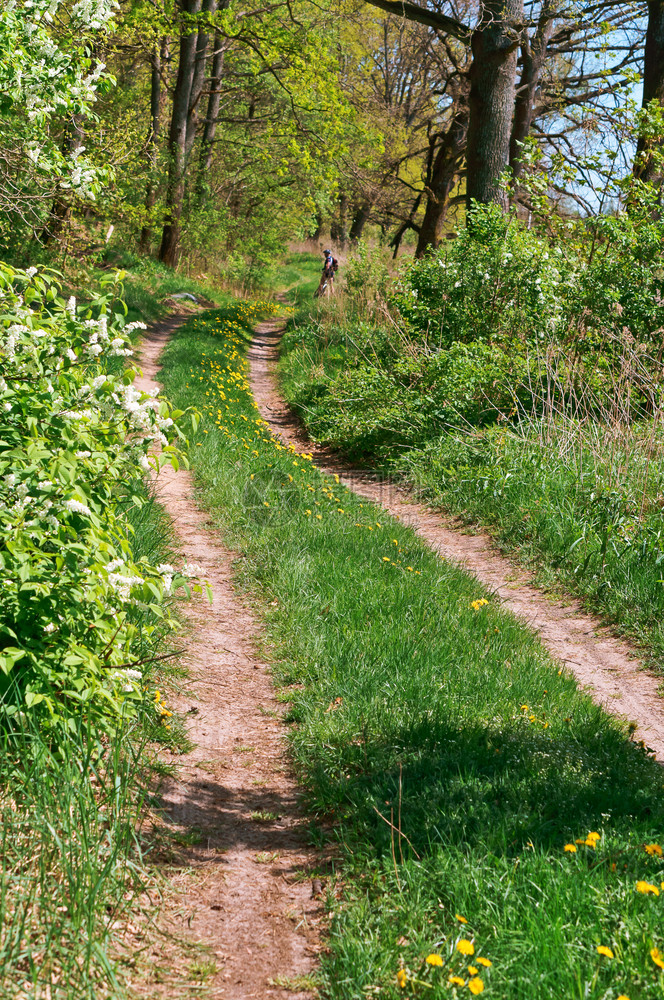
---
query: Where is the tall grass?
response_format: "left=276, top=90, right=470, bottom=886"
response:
left=160, top=304, right=664, bottom=1000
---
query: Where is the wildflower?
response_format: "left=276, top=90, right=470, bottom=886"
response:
left=468, top=978, right=484, bottom=994
left=455, top=914, right=468, bottom=924
left=383, top=556, right=390, bottom=562
left=586, top=832, right=601, bottom=844
left=448, top=976, right=465, bottom=986
left=636, top=881, right=660, bottom=895
left=475, top=957, right=492, bottom=968
left=616, top=995, right=630, bottom=1000
left=651, top=947, right=664, bottom=969
left=645, top=843, right=663, bottom=857
left=468, top=966, right=478, bottom=975
left=426, top=954, right=443, bottom=967
left=471, top=598, right=488, bottom=610
left=564, top=844, right=577, bottom=853
left=456, top=940, right=474, bottom=956
left=396, top=969, right=407, bottom=989
left=597, top=946, right=614, bottom=958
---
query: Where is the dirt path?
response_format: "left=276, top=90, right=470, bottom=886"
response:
left=248, top=318, right=664, bottom=764
left=133, top=316, right=321, bottom=1000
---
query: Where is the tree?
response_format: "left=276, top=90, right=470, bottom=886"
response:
left=634, top=0, right=664, bottom=185
left=363, top=0, right=521, bottom=211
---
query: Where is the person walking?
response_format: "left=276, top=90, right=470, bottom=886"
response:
left=314, top=249, right=339, bottom=298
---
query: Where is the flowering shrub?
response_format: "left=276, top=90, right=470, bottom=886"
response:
left=0, top=0, right=117, bottom=249
left=393, top=204, right=569, bottom=347
left=0, top=263, right=192, bottom=732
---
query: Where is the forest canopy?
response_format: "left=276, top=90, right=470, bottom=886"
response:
left=0, top=0, right=661, bottom=277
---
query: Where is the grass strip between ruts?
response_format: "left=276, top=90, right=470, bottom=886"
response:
left=160, top=303, right=664, bottom=1000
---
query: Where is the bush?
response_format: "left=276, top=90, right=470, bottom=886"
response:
left=0, top=263, right=195, bottom=734
left=393, top=204, right=568, bottom=347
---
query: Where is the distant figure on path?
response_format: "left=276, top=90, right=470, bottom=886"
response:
left=314, top=248, right=338, bottom=298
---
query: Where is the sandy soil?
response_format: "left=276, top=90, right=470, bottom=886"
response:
left=248, top=318, right=664, bottom=764
left=132, top=315, right=321, bottom=1000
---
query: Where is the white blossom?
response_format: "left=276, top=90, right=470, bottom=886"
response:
left=65, top=498, right=92, bottom=516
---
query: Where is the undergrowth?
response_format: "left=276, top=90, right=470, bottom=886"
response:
left=277, top=231, right=664, bottom=671
left=160, top=302, right=664, bottom=1000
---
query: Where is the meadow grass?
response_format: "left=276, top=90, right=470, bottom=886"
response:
left=160, top=303, right=664, bottom=1000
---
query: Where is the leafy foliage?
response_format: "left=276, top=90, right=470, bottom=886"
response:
left=0, top=263, right=194, bottom=731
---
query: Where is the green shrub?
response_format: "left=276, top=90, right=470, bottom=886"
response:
left=0, top=264, right=195, bottom=733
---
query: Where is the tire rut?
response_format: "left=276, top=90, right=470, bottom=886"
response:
left=133, top=314, right=321, bottom=1000
left=248, top=317, right=664, bottom=764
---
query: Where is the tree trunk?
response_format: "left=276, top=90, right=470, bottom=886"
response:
left=349, top=203, right=372, bottom=242
left=41, top=115, right=84, bottom=244
left=390, top=192, right=422, bottom=259
left=159, top=0, right=203, bottom=268
left=197, top=28, right=226, bottom=197
left=466, top=0, right=521, bottom=210
left=331, top=193, right=349, bottom=246
left=185, top=0, right=217, bottom=160
left=416, top=105, right=468, bottom=256
left=509, top=1, right=555, bottom=180
left=634, top=0, right=664, bottom=184
left=140, top=38, right=168, bottom=255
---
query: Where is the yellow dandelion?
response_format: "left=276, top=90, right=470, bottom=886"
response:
left=636, top=881, right=660, bottom=895
left=468, top=966, right=478, bottom=975
left=316, top=514, right=322, bottom=520
left=448, top=976, right=465, bottom=986
left=596, top=946, right=614, bottom=958
left=426, top=954, right=444, bottom=967
left=456, top=940, right=475, bottom=956
left=475, top=957, right=492, bottom=968
left=616, top=995, right=630, bottom=1000
left=564, top=844, right=577, bottom=853
left=651, top=947, right=664, bottom=969
left=468, top=977, right=484, bottom=994
left=645, top=843, right=663, bottom=857
left=586, top=832, right=601, bottom=843
left=383, top=556, right=391, bottom=562
left=455, top=914, right=468, bottom=924
left=396, top=969, right=408, bottom=989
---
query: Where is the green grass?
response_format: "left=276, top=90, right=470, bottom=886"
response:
left=160, top=303, right=664, bottom=1000
left=275, top=251, right=323, bottom=305
left=276, top=285, right=664, bottom=673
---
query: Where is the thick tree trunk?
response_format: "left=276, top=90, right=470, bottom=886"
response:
left=466, top=0, right=521, bottom=210
left=140, top=38, right=168, bottom=255
left=349, top=203, right=372, bottom=242
left=159, top=0, right=202, bottom=268
left=509, top=2, right=555, bottom=180
left=197, top=28, right=226, bottom=196
left=416, top=105, right=468, bottom=256
left=634, top=0, right=664, bottom=184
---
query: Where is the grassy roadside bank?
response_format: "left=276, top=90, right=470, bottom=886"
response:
left=276, top=254, right=664, bottom=672
left=161, top=302, right=664, bottom=1000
